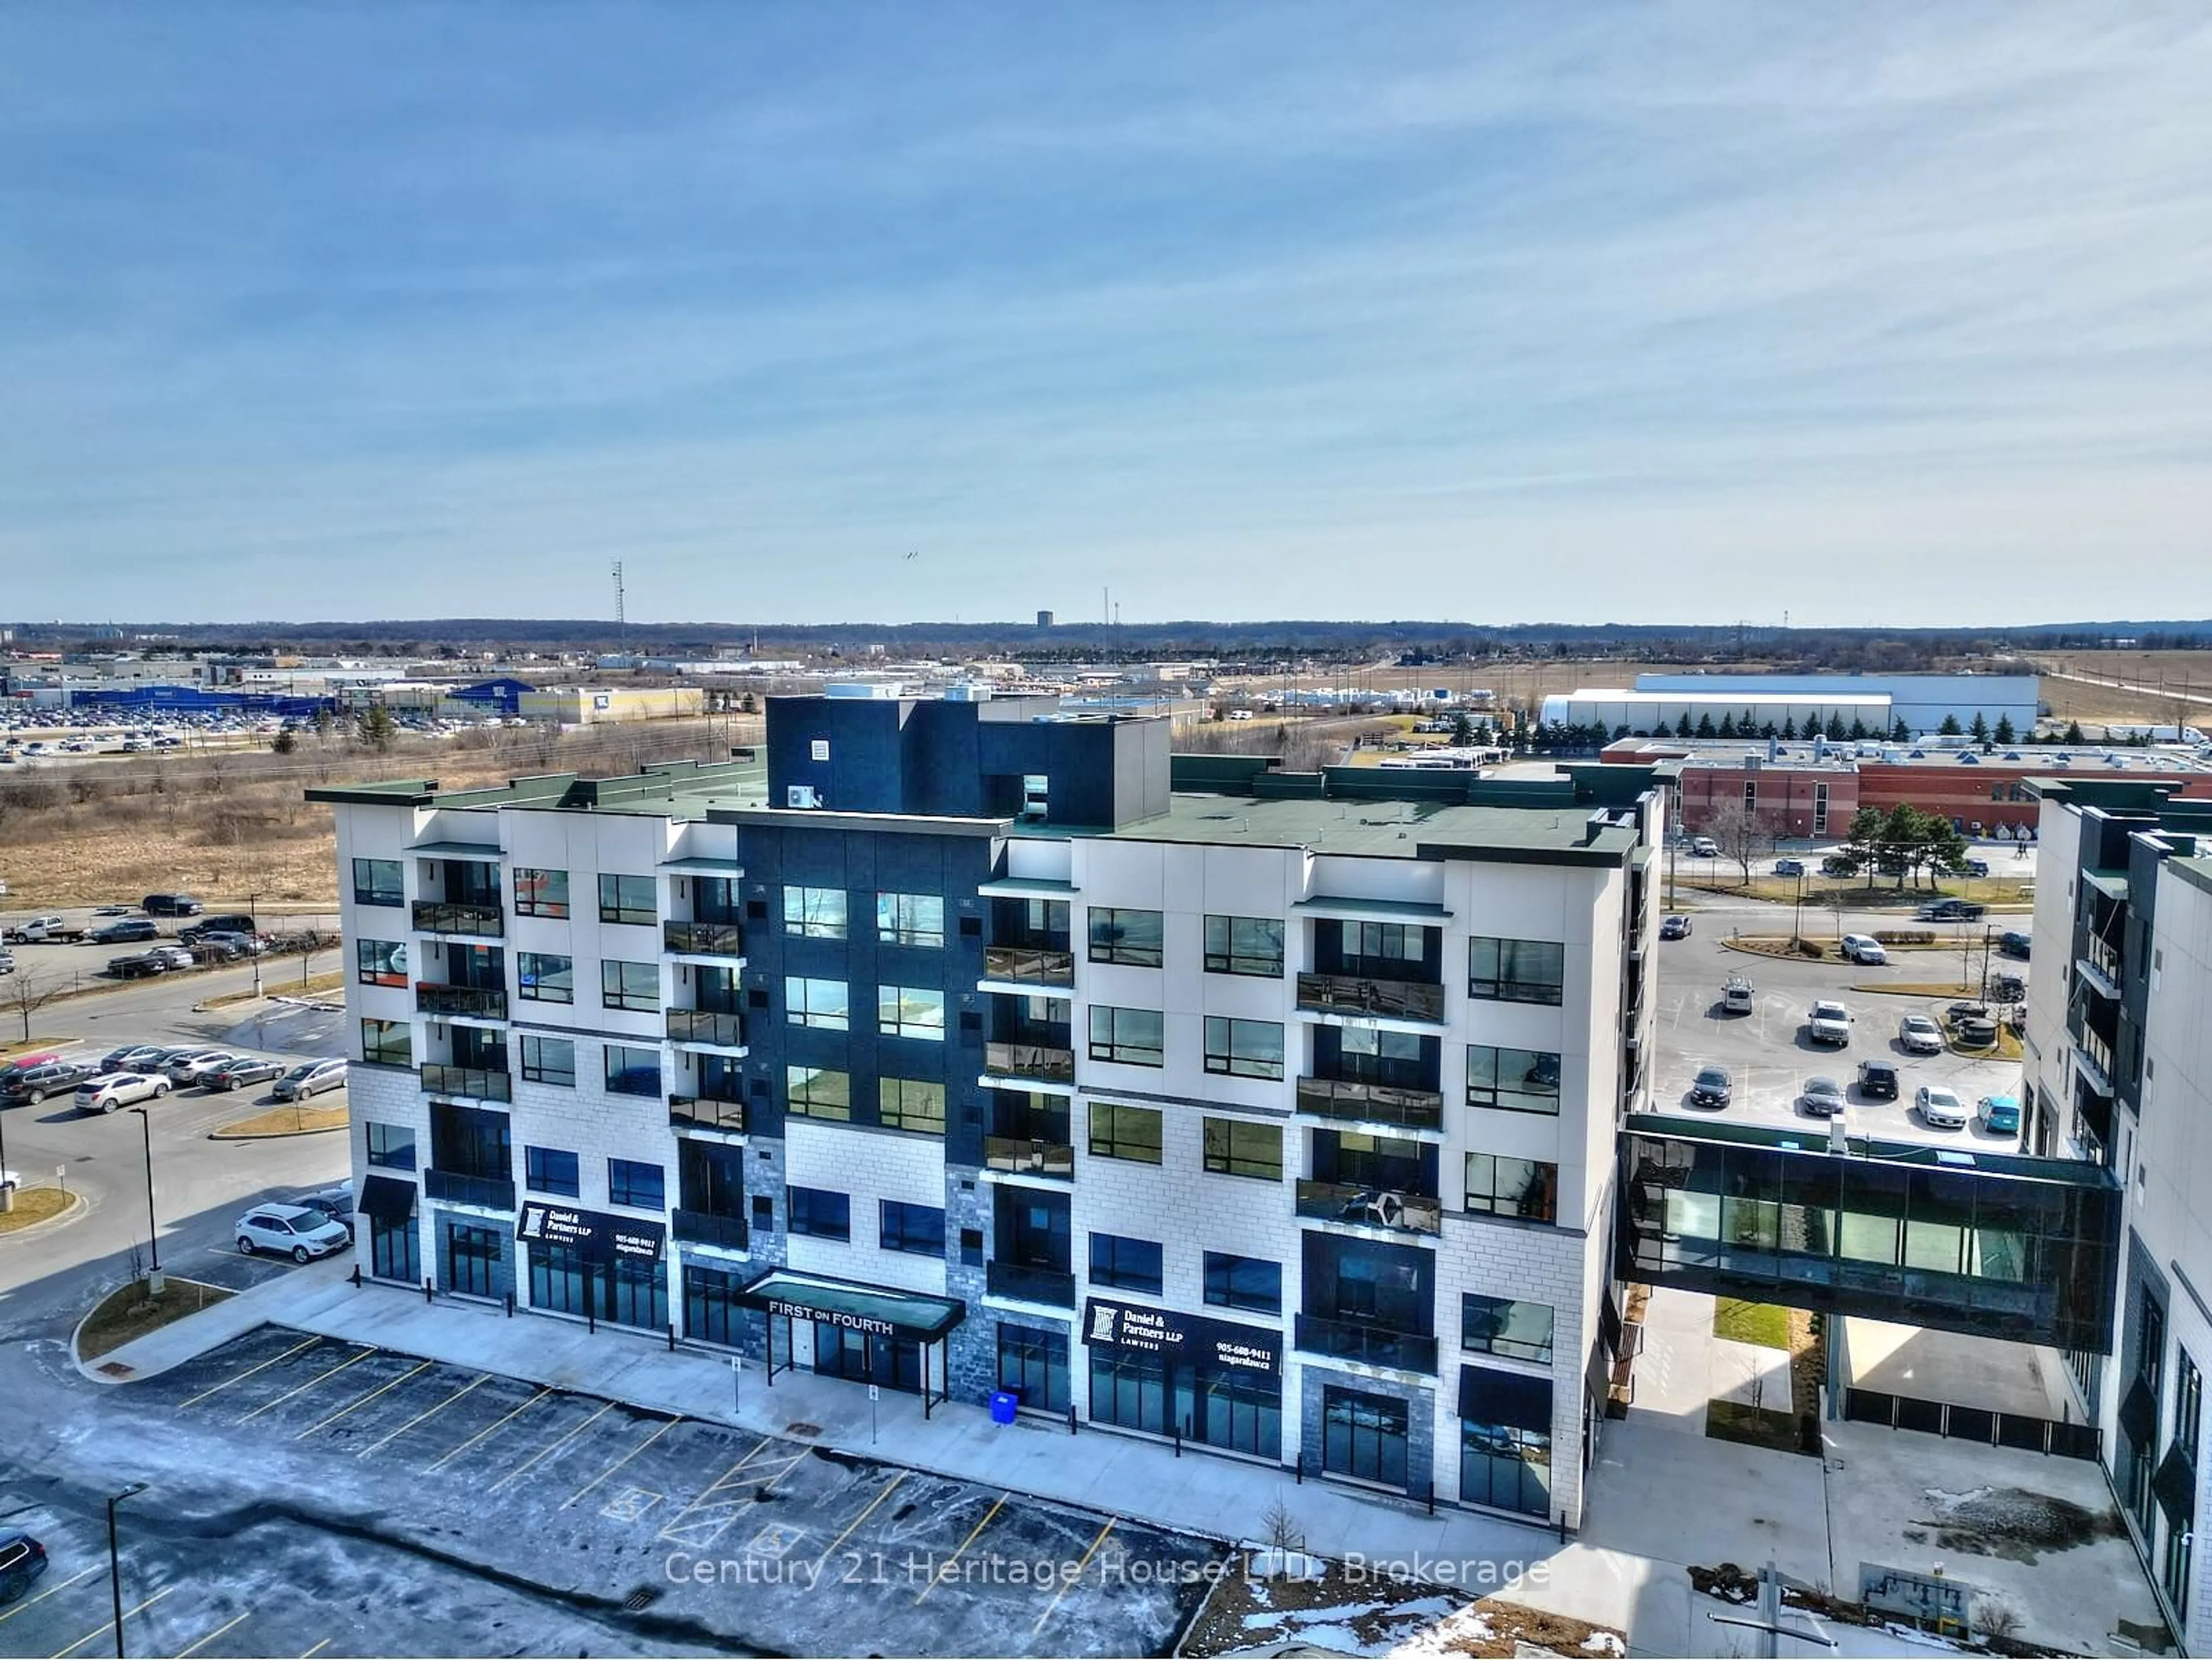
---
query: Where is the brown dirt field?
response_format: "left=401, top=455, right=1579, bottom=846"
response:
left=2030, top=649, right=2212, bottom=727
left=0, top=715, right=761, bottom=909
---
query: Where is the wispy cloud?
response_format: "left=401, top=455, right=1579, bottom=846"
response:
left=1, top=2, right=2207, bottom=624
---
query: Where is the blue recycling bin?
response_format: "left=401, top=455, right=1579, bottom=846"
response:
left=990, top=1389, right=1020, bottom=1424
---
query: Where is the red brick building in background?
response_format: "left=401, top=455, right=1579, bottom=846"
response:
left=1608, top=739, right=2212, bottom=837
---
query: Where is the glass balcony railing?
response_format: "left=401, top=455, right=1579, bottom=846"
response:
left=1295, top=972, right=1445, bottom=1023
left=1293, top=1077, right=1444, bottom=1131
left=1295, top=1178, right=1444, bottom=1235
left=414, top=983, right=507, bottom=1019
left=986, top=1260, right=1077, bottom=1307
left=669, top=1093, right=746, bottom=1133
left=419, top=1063, right=512, bottom=1103
left=664, top=920, right=744, bottom=957
left=671, top=1208, right=749, bottom=1250
left=983, top=1041, right=1075, bottom=1083
left=1293, top=1313, right=1438, bottom=1374
left=982, top=946, right=1075, bottom=987
left=423, top=1169, right=516, bottom=1211
left=984, top=1135, right=1075, bottom=1178
left=666, top=1009, right=747, bottom=1048
left=411, top=901, right=504, bottom=938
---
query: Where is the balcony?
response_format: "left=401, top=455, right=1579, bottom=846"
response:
left=423, top=1169, right=516, bottom=1211
left=412, top=901, right=505, bottom=939
left=982, top=946, right=1075, bottom=988
left=2075, top=948, right=2123, bottom=1002
left=666, top=1009, right=747, bottom=1050
left=419, top=1063, right=512, bottom=1104
left=1295, top=1178, right=1444, bottom=1237
left=986, top=1260, right=1077, bottom=1307
left=671, top=1207, right=750, bottom=1251
left=983, top=1041, right=1075, bottom=1085
left=984, top=1136, right=1075, bottom=1178
left=1294, top=1077, right=1444, bottom=1131
left=1293, top=1313, right=1438, bottom=1374
left=414, top=983, right=508, bottom=1020
left=2074, top=1039, right=2116, bottom=1098
left=665, top=920, right=744, bottom=958
left=1296, top=972, right=1445, bottom=1024
left=669, top=1093, right=747, bottom=1134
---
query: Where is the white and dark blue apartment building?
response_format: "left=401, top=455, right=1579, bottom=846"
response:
left=309, top=690, right=1670, bottom=1528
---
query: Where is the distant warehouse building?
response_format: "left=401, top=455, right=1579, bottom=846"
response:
left=519, top=686, right=706, bottom=725
left=1543, top=672, right=2039, bottom=741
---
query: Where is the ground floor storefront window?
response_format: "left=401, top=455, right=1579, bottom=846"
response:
left=1323, top=1386, right=1409, bottom=1487
left=527, top=1241, right=666, bottom=1328
left=1181, top=1359, right=1281, bottom=1459
left=684, top=1263, right=745, bottom=1347
left=1460, top=1421, right=1551, bottom=1516
left=443, top=1222, right=501, bottom=1299
left=1090, top=1345, right=1170, bottom=1435
left=996, top=1322, right=1070, bottom=1413
left=370, top=1212, right=419, bottom=1283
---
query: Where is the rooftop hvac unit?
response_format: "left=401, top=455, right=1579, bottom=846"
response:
left=786, top=784, right=820, bottom=809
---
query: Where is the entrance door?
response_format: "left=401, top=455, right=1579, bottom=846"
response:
left=1323, top=1386, right=1410, bottom=1487
left=814, top=1325, right=921, bottom=1392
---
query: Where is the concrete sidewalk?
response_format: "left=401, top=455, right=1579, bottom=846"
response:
left=87, top=1265, right=1689, bottom=1649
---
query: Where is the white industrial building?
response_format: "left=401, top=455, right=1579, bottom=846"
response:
left=1613, top=672, right=2037, bottom=737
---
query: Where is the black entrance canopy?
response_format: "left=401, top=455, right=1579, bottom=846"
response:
left=734, top=1269, right=967, bottom=1416
left=359, top=1174, right=418, bottom=1222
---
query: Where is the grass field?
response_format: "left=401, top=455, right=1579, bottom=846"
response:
left=0, top=714, right=762, bottom=909
left=75, top=1276, right=233, bottom=1362
left=0, top=1186, right=79, bottom=1234
left=1714, top=1298, right=1792, bottom=1350
left=2029, top=649, right=2212, bottom=728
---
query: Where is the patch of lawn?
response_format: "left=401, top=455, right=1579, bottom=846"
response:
left=0, top=1186, right=79, bottom=1233
left=212, top=1103, right=348, bottom=1138
left=1706, top=1399, right=1804, bottom=1454
left=1715, top=1298, right=1791, bottom=1349
left=76, top=1276, right=232, bottom=1362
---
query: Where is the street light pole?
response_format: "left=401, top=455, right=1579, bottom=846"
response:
left=1793, top=868, right=1805, bottom=946
left=108, top=1481, right=147, bottom=1658
left=128, top=1106, right=160, bottom=1283
left=249, top=890, right=262, bottom=999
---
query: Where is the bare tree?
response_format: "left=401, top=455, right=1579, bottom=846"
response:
left=1700, top=796, right=1762, bottom=888
left=5, top=969, right=69, bottom=1043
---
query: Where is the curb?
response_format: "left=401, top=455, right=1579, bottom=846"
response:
left=70, top=1275, right=236, bottom=1379
left=0, top=1187, right=87, bottom=1240
left=207, top=1121, right=347, bottom=1142
left=1, top=1035, right=81, bottom=1059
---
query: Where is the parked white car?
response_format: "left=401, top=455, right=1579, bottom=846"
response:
left=1840, top=934, right=1888, bottom=965
left=1806, top=1000, right=1854, bottom=1047
left=1897, top=1014, right=1945, bottom=1055
left=234, top=1203, right=351, bottom=1263
left=1916, top=1085, right=1969, bottom=1130
left=74, top=1072, right=171, bottom=1115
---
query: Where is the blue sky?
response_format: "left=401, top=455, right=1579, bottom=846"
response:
left=3, top=3, right=2209, bottom=627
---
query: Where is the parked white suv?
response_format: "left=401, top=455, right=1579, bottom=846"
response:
left=234, top=1203, right=351, bottom=1263
left=75, top=1073, right=171, bottom=1115
left=1806, top=1001, right=1854, bottom=1046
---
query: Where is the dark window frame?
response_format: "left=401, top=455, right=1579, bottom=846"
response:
left=1461, top=1292, right=1555, bottom=1363
left=1087, top=907, right=1165, bottom=968
left=1464, top=1153, right=1558, bottom=1223
left=597, top=873, right=657, bottom=928
left=513, top=866, right=570, bottom=919
left=608, top=1157, right=665, bottom=1211
left=1202, top=1116, right=1283, bottom=1181
left=1203, top=914, right=1285, bottom=978
left=519, top=1033, right=576, bottom=1087
left=880, top=1199, right=947, bottom=1257
left=365, top=1121, right=416, bottom=1171
left=525, top=1145, right=581, bottom=1198
left=877, top=984, right=947, bottom=1041
left=603, top=1043, right=661, bottom=1098
left=1468, top=936, right=1566, bottom=1006
left=1088, top=1005, right=1165, bottom=1068
left=880, top=1076, right=946, bottom=1135
left=352, top=858, right=404, bottom=908
left=876, top=892, right=946, bottom=949
left=1203, top=1015, right=1285, bottom=1079
left=1465, top=1044, right=1562, bottom=1115
left=1203, top=1251, right=1281, bottom=1315
left=1089, top=1231, right=1164, bottom=1295
left=1088, top=1101, right=1164, bottom=1163
left=787, top=1185, right=851, bottom=1241
left=786, top=975, right=850, bottom=1031
left=783, top=885, right=847, bottom=940
left=361, top=1017, right=411, bottom=1068
left=785, top=1064, right=852, bottom=1121
left=356, top=937, right=407, bottom=988
left=517, top=950, right=573, bottom=1005
left=600, top=958, right=660, bottom=1012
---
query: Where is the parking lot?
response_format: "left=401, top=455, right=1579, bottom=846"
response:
left=1, top=903, right=339, bottom=992
left=1, top=1326, right=1225, bottom=1657
left=1650, top=922, right=2028, bottom=1150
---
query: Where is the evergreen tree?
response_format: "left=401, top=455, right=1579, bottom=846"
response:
left=1891, top=717, right=1910, bottom=742
left=2065, top=719, right=2086, bottom=745
left=271, top=729, right=297, bottom=756
left=1825, top=712, right=1847, bottom=741
left=1969, top=712, right=1990, bottom=742
left=1848, top=717, right=1868, bottom=740
left=1718, top=712, right=1737, bottom=739
left=1740, top=710, right=1756, bottom=736
left=1938, top=714, right=1963, bottom=736
left=1695, top=712, right=1716, bottom=738
left=1781, top=715, right=1798, bottom=741
left=1675, top=713, right=1694, bottom=738
left=357, top=705, right=396, bottom=752
left=1801, top=711, right=1821, bottom=740
left=1450, top=712, right=1475, bottom=746
left=1759, top=722, right=1778, bottom=739
left=1993, top=714, right=2016, bottom=746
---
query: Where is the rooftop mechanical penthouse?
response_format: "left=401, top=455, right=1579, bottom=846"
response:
left=309, top=692, right=1673, bottom=1528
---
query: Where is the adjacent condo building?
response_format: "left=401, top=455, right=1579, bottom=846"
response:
left=309, top=695, right=1669, bottom=1528
left=2023, top=776, right=2212, bottom=1646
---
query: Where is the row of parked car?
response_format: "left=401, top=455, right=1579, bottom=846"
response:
left=0, top=1047, right=347, bottom=1112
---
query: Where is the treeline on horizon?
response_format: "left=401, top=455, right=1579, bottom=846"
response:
left=13, top=617, right=2212, bottom=664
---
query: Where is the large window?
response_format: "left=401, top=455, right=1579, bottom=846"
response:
left=517, top=951, right=573, bottom=1004
left=603, top=1044, right=661, bottom=1098
left=1465, top=1046, right=1561, bottom=1115
left=1087, top=907, right=1164, bottom=968
left=353, top=858, right=404, bottom=907
left=684, top=1264, right=747, bottom=1347
left=880, top=1200, right=946, bottom=1257
left=365, top=1122, right=416, bottom=1171
left=600, top=960, right=660, bottom=1012
left=445, top=1223, right=502, bottom=1300
left=1203, top=915, right=1284, bottom=978
left=608, top=1158, right=664, bottom=1210
left=357, top=938, right=407, bottom=988
left=1469, top=937, right=1565, bottom=1005
left=513, top=867, right=569, bottom=918
left=1202, top=1118, right=1283, bottom=1181
left=1347, top=921, right=1422, bottom=966
left=1464, top=1154, right=1558, bottom=1223
left=519, top=1034, right=576, bottom=1087
left=1089, top=1232, right=1164, bottom=1295
left=1088, top=1006, right=1164, bottom=1067
left=877, top=985, right=946, bottom=1041
left=361, top=1017, right=411, bottom=1068
left=784, top=885, right=847, bottom=939
left=787, top=976, right=850, bottom=1030
left=997, top=1323, right=1071, bottom=1413
left=1203, top=1017, right=1285, bottom=1079
left=1203, top=1252, right=1281, bottom=1315
left=1461, top=1421, right=1552, bottom=1518
left=786, top=1065, right=851, bottom=1121
left=876, top=893, right=946, bottom=949
left=787, top=1185, right=851, bottom=1241
left=1088, top=1101, right=1163, bottom=1163
left=880, top=1077, right=946, bottom=1135
left=1338, top=1026, right=1430, bottom=1088
left=2179, top=1348, right=2205, bottom=1463
left=1462, top=1293, right=1555, bottom=1363
left=369, top=1211, right=419, bottom=1283
left=597, top=873, right=656, bottom=927
left=525, top=1146, right=580, bottom=1198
